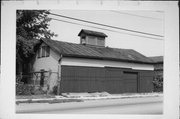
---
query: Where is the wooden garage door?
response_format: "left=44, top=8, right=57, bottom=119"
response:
left=60, top=66, right=105, bottom=93
left=123, top=72, right=138, bottom=93
left=60, top=66, right=152, bottom=94
left=104, top=68, right=124, bottom=93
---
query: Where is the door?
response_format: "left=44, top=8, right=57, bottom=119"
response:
left=60, top=66, right=105, bottom=93
left=123, top=72, right=138, bottom=93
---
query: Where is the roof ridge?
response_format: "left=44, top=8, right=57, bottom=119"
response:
left=43, top=38, right=132, bottom=51
left=43, top=38, right=79, bottom=45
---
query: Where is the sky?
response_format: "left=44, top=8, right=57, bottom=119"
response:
left=48, top=10, right=164, bottom=57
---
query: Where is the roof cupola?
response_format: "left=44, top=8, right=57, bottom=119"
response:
left=78, top=29, right=107, bottom=47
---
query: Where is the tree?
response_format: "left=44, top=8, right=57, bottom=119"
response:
left=16, top=10, right=57, bottom=74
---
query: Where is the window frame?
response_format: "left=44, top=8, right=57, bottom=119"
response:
left=37, top=45, right=50, bottom=58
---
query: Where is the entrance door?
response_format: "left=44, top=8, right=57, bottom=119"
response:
left=123, top=72, right=138, bottom=93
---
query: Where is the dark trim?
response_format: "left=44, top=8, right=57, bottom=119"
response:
left=104, top=66, right=132, bottom=70
left=155, top=69, right=163, bottom=71
left=78, top=29, right=108, bottom=37
left=123, top=71, right=138, bottom=74
left=153, top=62, right=163, bottom=64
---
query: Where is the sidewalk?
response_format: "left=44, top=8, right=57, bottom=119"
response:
left=16, top=92, right=163, bottom=104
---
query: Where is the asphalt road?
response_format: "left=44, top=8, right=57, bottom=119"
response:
left=16, top=96, right=163, bottom=114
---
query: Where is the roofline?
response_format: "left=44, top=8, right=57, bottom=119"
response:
left=153, top=61, right=163, bottom=64
left=148, top=56, right=163, bottom=64
left=40, top=38, right=154, bottom=64
left=78, top=29, right=108, bottom=37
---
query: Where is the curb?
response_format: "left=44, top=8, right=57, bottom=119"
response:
left=16, top=93, right=163, bottom=104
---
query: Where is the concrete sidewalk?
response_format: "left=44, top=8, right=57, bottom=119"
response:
left=16, top=96, right=163, bottom=114
left=16, top=92, right=163, bottom=104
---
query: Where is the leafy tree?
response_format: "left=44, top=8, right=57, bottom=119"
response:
left=16, top=10, right=57, bottom=73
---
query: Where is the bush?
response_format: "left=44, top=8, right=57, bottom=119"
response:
left=16, top=82, right=35, bottom=95
left=153, top=76, right=163, bottom=92
left=52, top=85, right=58, bottom=95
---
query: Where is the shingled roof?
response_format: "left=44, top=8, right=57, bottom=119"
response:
left=40, top=38, right=154, bottom=64
left=149, top=56, right=163, bottom=63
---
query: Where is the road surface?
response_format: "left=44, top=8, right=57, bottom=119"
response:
left=16, top=96, right=163, bottom=114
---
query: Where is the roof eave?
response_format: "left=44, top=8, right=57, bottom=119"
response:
left=63, top=54, right=154, bottom=64
left=78, top=29, right=108, bottom=37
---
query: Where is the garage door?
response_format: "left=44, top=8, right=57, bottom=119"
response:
left=104, top=68, right=124, bottom=93
left=60, top=66, right=105, bottom=93
left=60, top=66, right=141, bottom=93
left=123, top=72, right=138, bottom=93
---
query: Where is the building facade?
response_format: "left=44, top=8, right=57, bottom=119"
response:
left=31, top=29, right=155, bottom=94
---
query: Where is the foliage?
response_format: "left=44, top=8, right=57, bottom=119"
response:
left=153, top=75, right=163, bottom=92
left=16, top=10, right=57, bottom=62
left=52, top=85, right=58, bottom=95
left=16, top=81, right=47, bottom=95
left=16, top=82, right=35, bottom=95
left=33, top=87, right=46, bottom=95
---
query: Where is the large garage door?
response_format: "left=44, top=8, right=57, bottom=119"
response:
left=60, top=66, right=105, bottom=93
left=123, top=72, right=138, bottom=93
left=60, top=66, right=153, bottom=94
left=104, top=68, right=124, bottom=93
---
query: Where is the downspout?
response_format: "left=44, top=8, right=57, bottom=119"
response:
left=57, top=54, right=63, bottom=95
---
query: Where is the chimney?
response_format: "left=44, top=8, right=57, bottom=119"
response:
left=78, top=29, right=108, bottom=47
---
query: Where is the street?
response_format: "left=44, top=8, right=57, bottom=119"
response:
left=16, top=96, right=163, bottom=114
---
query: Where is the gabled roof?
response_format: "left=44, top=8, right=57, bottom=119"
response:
left=40, top=38, right=154, bottom=64
left=149, top=56, right=163, bottom=63
left=78, top=29, right=108, bottom=37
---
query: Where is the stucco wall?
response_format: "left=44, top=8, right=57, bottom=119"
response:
left=61, top=57, right=154, bottom=71
left=32, top=44, right=60, bottom=92
left=33, top=48, right=59, bottom=72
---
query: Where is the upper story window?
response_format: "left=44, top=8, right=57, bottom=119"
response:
left=38, top=46, right=50, bottom=58
left=81, top=36, right=86, bottom=45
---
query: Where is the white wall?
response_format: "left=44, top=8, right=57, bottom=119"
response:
left=61, top=57, right=154, bottom=70
left=33, top=45, right=59, bottom=72
left=32, top=44, right=60, bottom=92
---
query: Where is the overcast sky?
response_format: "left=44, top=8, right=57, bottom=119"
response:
left=48, top=10, right=164, bottom=57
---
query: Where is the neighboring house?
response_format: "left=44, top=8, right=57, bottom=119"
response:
left=31, top=29, right=155, bottom=94
left=149, top=56, right=163, bottom=78
left=149, top=56, right=163, bottom=92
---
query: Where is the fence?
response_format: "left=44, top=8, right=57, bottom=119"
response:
left=16, top=70, right=58, bottom=95
left=17, top=71, right=49, bottom=86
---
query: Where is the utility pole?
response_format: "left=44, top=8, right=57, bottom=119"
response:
left=57, top=54, right=62, bottom=95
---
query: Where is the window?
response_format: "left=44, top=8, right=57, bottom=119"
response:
left=38, top=46, right=50, bottom=58
left=97, top=38, right=105, bottom=46
left=87, top=36, right=96, bottom=45
left=42, top=46, right=46, bottom=57
left=46, top=46, right=50, bottom=57
left=38, top=48, right=41, bottom=58
left=81, top=36, right=86, bottom=44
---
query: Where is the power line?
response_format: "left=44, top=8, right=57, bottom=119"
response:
left=50, top=17, right=163, bottom=41
left=49, top=12, right=163, bottom=38
left=110, top=11, right=163, bottom=20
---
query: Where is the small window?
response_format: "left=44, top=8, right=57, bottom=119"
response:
left=82, top=36, right=86, bottom=39
left=37, top=48, right=41, bottom=58
left=97, top=38, right=105, bottom=46
left=46, top=46, right=50, bottom=57
left=42, top=46, right=46, bottom=57
left=38, top=46, right=50, bottom=58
